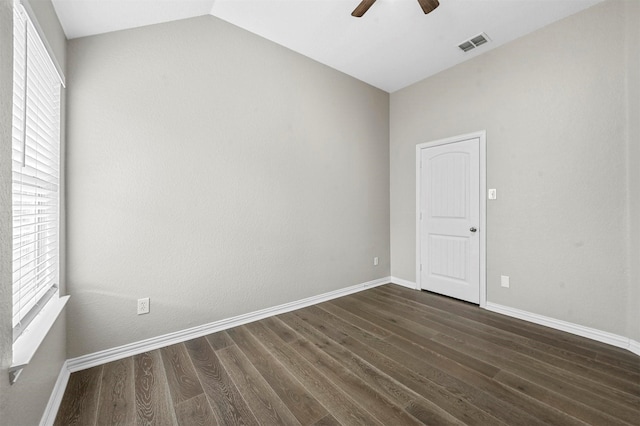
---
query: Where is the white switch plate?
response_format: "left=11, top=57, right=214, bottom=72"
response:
left=501, top=275, right=510, bottom=288
left=137, top=297, right=150, bottom=315
left=488, top=189, right=497, bottom=200
left=373, top=257, right=379, bottom=266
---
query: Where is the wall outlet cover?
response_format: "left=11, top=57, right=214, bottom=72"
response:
left=137, top=297, right=150, bottom=315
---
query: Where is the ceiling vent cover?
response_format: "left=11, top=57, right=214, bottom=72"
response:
left=458, top=33, right=490, bottom=52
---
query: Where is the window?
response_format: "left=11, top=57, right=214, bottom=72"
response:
left=10, top=1, right=67, bottom=383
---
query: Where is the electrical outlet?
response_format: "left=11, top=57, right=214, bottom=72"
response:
left=137, top=297, right=150, bottom=315
left=374, top=257, right=379, bottom=266
left=488, top=189, right=497, bottom=200
left=501, top=275, right=510, bottom=288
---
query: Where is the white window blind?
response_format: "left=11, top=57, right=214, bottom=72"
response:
left=12, top=3, right=62, bottom=342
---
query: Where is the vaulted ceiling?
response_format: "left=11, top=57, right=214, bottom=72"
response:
left=51, top=0, right=605, bottom=92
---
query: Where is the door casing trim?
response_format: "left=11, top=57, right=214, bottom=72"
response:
left=416, top=130, right=487, bottom=307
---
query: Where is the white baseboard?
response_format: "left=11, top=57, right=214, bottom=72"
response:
left=485, top=302, right=639, bottom=355
left=390, top=276, right=417, bottom=290
left=40, top=360, right=70, bottom=426
left=67, top=276, right=391, bottom=373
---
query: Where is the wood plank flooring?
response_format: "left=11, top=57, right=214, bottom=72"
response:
left=55, top=284, right=640, bottom=425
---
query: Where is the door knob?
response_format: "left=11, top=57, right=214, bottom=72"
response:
left=470, top=227, right=477, bottom=233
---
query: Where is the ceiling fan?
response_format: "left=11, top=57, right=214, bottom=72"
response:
left=352, top=0, right=439, bottom=17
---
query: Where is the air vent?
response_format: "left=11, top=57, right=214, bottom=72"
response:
left=458, top=33, right=490, bottom=53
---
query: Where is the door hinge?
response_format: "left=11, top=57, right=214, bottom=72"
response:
left=420, top=264, right=423, bottom=271
left=420, top=212, right=423, bottom=220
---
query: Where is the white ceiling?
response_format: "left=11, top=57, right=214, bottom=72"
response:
left=51, top=0, right=605, bottom=92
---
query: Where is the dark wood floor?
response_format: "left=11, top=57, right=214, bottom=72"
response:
left=55, top=284, right=640, bottom=425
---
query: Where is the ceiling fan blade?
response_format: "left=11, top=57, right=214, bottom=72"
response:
left=417, top=0, right=439, bottom=14
left=352, top=0, right=376, bottom=17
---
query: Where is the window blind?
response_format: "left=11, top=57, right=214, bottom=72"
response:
left=12, top=3, right=62, bottom=342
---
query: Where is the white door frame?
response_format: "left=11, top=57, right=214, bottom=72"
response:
left=416, top=130, right=487, bottom=307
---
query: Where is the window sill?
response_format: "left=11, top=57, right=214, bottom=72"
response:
left=10, top=295, right=70, bottom=384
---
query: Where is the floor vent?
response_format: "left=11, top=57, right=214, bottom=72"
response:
left=458, top=33, right=490, bottom=52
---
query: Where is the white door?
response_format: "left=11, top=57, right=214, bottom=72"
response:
left=418, top=136, right=481, bottom=304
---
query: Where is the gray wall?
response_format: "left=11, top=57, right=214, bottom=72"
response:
left=0, top=0, right=67, bottom=425
left=626, top=0, right=640, bottom=343
left=66, top=15, right=390, bottom=358
left=0, top=1, right=14, bottom=421
left=390, top=0, right=637, bottom=337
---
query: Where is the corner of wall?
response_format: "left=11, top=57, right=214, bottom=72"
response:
left=625, top=0, right=640, bottom=343
left=0, top=0, right=15, bottom=421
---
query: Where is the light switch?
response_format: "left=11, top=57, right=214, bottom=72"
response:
left=488, top=189, right=497, bottom=200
